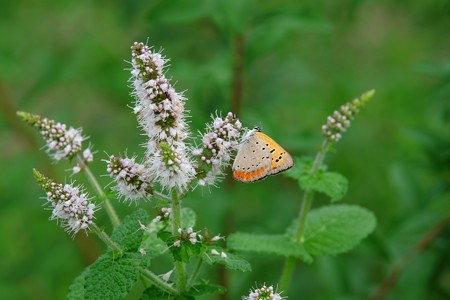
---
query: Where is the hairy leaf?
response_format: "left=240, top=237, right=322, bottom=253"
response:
left=111, top=209, right=149, bottom=251
left=201, top=246, right=251, bottom=272
left=227, top=233, right=312, bottom=263
left=302, top=204, right=376, bottom=256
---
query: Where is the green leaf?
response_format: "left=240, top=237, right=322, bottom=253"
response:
left=84, top=253, right=144, bottom=300
left=140, top=219, right=168, bottom=258
left=227, top=233, right=312, bottom=263
left=181, top=207, right=196, bottom=229
left=188, top=280, right=227, bottom=296
left=141, top=286, right=194, bottom=300
left=201, top=246, right=252, bottom=272
left=301, top=171, right=348, bottom=202
left=285, top=156, right=348, bottom=202
left=302, top=204, right=376, bottom=256
left=111, top=209, right=149, bottom=251
left=67, top=266, right=90, bottom=300
left=171, top=242, right=201, bottom=263
left=284, top=156, right=314, bottom=180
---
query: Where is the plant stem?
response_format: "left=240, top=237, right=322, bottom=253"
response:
left=140, top=268, right=179, bottom=295
left=153, top=190, right=172, bottom=202
left=367, top=212, right=450, bottom=300
left=77, top=156, right=120, bottom=227
left=188, top=258, right=203, bottom=287
left=91, top=223, right=122, bottom=254
left=171, top=190, right=187, bottom=293
left=279, top=139, right=329, bottom=291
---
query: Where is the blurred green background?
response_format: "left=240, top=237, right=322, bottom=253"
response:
left=1, top=0, right=450, bottom=299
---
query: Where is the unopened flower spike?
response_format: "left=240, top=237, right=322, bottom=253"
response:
left=33, top=169, right=97, bottom=236
left=18, top=111, right=87, bottom=161
left=106, top=154, right=153, bottom=203
left=194, top=112, right=244, bottom=186
left=242, top=284, right=286, bottom=300
left=130, top=41, right=195, bottom=191
left=322, top=89, right=375, bottom=142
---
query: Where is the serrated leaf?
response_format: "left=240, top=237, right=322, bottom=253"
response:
left=141, top=286, right=194, bottom=300
left=284, top=156, right=314, bottom=180
left=227, top=233, right=312, bottom=263
left=189, top=280, right=227, bottom=296
left=285, top=157, right=348, bottom=202
left=303, top=204, right=376, bottom=256
left=181, top=207, right=196, bottom=229
left=111, top=209, right=149, bottom=251
left=300, top=171, right=348, bottom=202
left=67, top=266, right=90, bottom=300
left=201, top=246, right=251, bottom=272
left=84, top=253, right=144, bottom=300
left=171, top=242, right=201, bottom=263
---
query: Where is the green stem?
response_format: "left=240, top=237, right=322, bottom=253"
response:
left=171, top=190, right=187, bottom=293
left=188, top=258, right=203, bottom=287
left=77, top=156, right=120, bottom=227
left=279, top=139, right=330, bottom=291
left=91, top=223, right=122, bottom=254
left=153, top=190, right=172, bottom=202
left=140, top=268, right=179, bottom=295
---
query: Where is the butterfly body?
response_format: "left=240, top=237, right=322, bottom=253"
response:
left=232, top=128, right=294, bottom=182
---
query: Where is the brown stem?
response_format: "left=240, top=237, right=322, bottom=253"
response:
left=231, top=34, right=244, bottom=116
left=368, top=212, right=450, bottom=300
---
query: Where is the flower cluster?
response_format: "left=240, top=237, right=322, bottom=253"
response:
left=17, top=112, right=86, bottom=161
left=211, top=248, right=227, bottom=258
left=130, top=42, right=195, bottom=191
left=33, top=169, right=96, bottom=236
left=173, top=227, right=200, bottom=247
left=243, top=284, right=285, bottom=300
left=106, top=155, right=153, bottom=202
left=194, top=112, right=243, bottom=186
left=322, top=90, right=375, bottom=142
left=152, top=207, right=172, bottom=223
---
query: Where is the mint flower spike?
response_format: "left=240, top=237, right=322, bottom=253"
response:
left=243, top=284, right=286, bottom=300
left=17, top=111, right=87, bottom=161
left=194, top=112, right=243, bottom=186
left=33, top=169, right=97, bottom=236
left=322, top=89, right=375, bottom=142
left=105, top=155, right=153, bottom=203
left=130, top=41, right=195, bottom=191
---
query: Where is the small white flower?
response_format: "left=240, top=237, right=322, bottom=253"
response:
left=18, top=112, right=86, bottom=161
left=242, top=284, right=286, bottom=300
left=83, top=148, right=94, bottom=162
left=106, top=155, right=153, bottom=203
left=173, top=240, right=181, bottom=247
left=211, top=249, right=220, bottom=255
left=34, top=170, right=97, bottom=236
left=160, top=270, right=173, bottom=282
left=72, top=165, right=81, bottom=174
left=220, top=252, right=227, bottom=258
left=139, top=247, right=147, bottom=255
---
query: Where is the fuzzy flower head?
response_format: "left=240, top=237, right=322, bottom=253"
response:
left=173, top=227, right=200, bottom=247
left=195, top=112, right=244, bottom=186
left=106, top=155, right=153, bottom=202
left=322, top=90, right=375, bottom=142
left=33, top=169, right=97, bottom=236
left=18, top=112, right=86, bottom=161
left=130, top=41, right=195, bottom=191
left=243, top=284, right=285, bottom=300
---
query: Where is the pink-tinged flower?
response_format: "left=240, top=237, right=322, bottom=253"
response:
left=322, top=90, right=375, bottom=142
left=106, top=155, right=153, bottom=202
left=18, top=112, right=86, bottom=161
left=243, top=284, right=285, bottom=300
left=130, top=42, right=195, bottom=191
left=195, top=112, right=243, bottom=186
left=33, top=169, right=97, bottom=236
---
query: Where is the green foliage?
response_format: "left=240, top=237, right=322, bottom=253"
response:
left=172, top=241, right=202, bottom=263
left=189, top=280, right=227, bottom=296
left=201, top=246, right=252, bottom=272
left=286, top=156, right=348, bottom=202
left=181, top=207, right=196, bottom=229
left=111, top=209, right=149, bottom=252
left=141, top=286, right=193, bottom=300
left=227, top=233, right=312, bottom=263
left=300, top=204, right=376, bottom=256
left=69, top=253, right=148, bottom=300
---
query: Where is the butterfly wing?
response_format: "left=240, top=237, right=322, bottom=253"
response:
left=232, top=133, right=272, bottom=182
left=254, top=132, right=294, bottom=176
